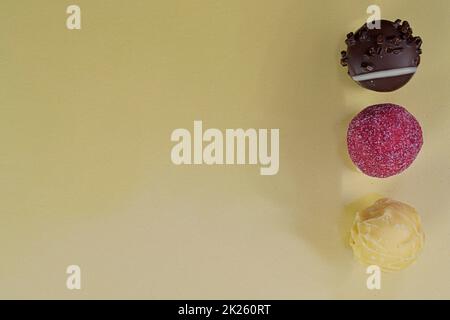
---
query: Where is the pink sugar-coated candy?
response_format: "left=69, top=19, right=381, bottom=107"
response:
left=347, top=103, right=423, bottom=178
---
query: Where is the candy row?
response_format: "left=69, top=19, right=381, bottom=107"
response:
left=340, top=19, right=425, bottom=272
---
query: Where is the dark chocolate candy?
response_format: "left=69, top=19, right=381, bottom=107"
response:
left=340, top=19, right=422, bottom=92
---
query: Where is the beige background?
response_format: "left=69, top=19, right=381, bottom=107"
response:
left=0, top=0, right=449, bottom=299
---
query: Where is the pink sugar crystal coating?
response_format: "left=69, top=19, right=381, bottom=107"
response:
left=347, top=104, right=423, bottom=178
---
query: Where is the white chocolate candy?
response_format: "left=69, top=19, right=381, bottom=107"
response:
left=350, top=198, right=425, bottom=272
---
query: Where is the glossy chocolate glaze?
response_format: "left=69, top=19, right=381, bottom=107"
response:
left=340, top=19, right=422, bottom=92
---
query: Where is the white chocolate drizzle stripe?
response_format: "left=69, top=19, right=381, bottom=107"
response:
left=352, top=67, right=417, bottom=82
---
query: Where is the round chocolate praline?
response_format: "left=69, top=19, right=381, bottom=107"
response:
left=347, top=103, right=423, bottom=178
left=340, top=19, right=423, bottom=92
